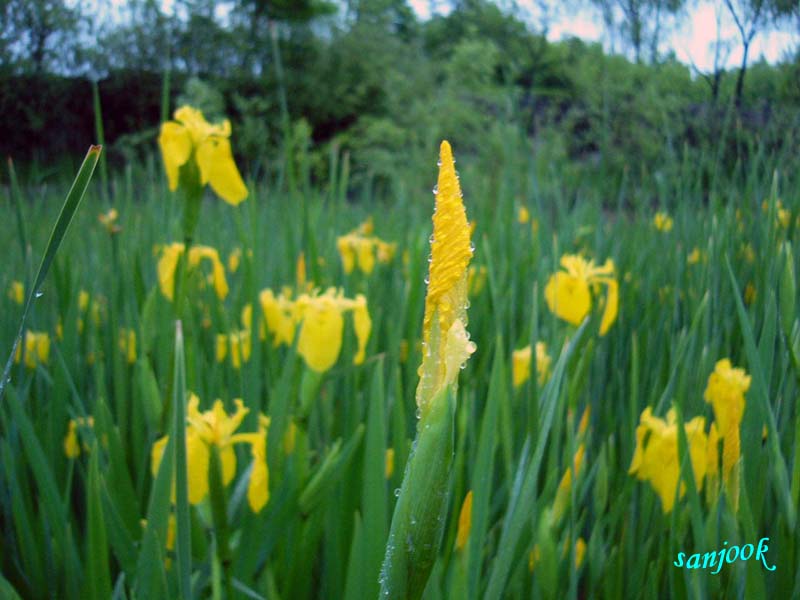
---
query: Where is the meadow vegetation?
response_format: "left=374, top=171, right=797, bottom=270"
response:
left=1, top=0, right=799, bottom=598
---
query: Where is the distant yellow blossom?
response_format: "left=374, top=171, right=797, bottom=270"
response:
left=14, top=330, right=50, bottom=369
left=151, top=394, right=269, bottom=512
left=336, top=220, right=396, bottom=275
left=98, top=208, right=121, bottom=234
left=628, top=408, right=708, bottom=513
left=454, top=490, right=473, bottom=551
left=8, top=280, right=24, bottom=305
left=744, top=282, right=756, bottom=305
left=518, top=206, right=530, bottom=224
left=157, top=242, right=229, bottom=301
left=158, top=105, right=248, bottom=205
left=741, top=243, right=755, bottom=264
left=64, top=416, right=95, bottom=458
left=551, top=445, right=585, bottom=525
left=567, top=538, right=586, bottom=569
left=762, top=199, right=791, bottom=229
left=283, top=421, right=298, bottom=455
left=512, top=342, right=551, bottom=387
left=687, top=248, right=705, bottom=265
left=119, top=328, right=136, bottom=364
left=544, top=254, right=618, bottom=336
left=653, top=212, right=673, bottom=232
left=227, top=248, right=242, bottom=273
left=385, top=448, right=395, bottom=479
left=528, top=545, right=541, bottom=572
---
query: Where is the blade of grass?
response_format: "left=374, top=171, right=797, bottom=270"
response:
left=1, top=145, right=102, bottom=404
left=726, top=256, right=795, bottom=530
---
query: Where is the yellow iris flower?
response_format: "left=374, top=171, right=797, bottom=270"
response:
left=415, top=141, right=476, bottom=415
left=511, top=342, right=552, bottom=387
left=14, top=330, right=50, bottom=369
left=158, top=105, right=248, bottom=206
left=151, top=394, right=270, bottom=513
left=703, top=359, right=750, bottom=491
left=258, top=287, right=371, bottom=373
left=157, top=242, right=229, bottom=301
left=336, top=219, right=396, bottom=275
left=544, top=254, right=618, bottom=336
left=628, top=408, right=708, bottom=513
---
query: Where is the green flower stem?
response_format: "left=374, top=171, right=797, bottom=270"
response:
left=208, top=445, right=234, bottom=599
left=380, top=384, right=455, bottom=600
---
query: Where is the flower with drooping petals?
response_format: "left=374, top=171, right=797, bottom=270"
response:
left=158, top=105, right=247, bottom=205
left=544, top=254, right=618, bottom=336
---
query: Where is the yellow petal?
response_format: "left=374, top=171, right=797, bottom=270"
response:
left=352, top=295, right=371, bottom=365
left=158, top=122, right=191, bottom=191
left=215, top=334, right=227, bottom=363
left=297, top=297, right=344, bottom=373
left=444, top=319, right=476, bottom=386
left=247, top=453, right=270, bottom=513
left=544, top=271, right=591, bottom=326
left=599, top=278, right=618, bottom=336
left=157, top=243, right=185, bottom=301
left=64, top=422, right=80, bottom=458
left=384, top=448, right=395, bottom=479
left=455, top=490, right=473, bottom=551
left=512, top=345, right=532, bottom=388
left=337, top=236, right=356, bottom=274
left=186, top=432, right=210, bottom=504
left=423, top=140, right=472, bottom=337
left=219, top=444, right=237, bottom=487
left=356, top=238, right=376, bottom=274
left=196, top=137, right=248, bottom=205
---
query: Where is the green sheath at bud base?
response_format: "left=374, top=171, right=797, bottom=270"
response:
left=379, top=384, right=455, bottom=600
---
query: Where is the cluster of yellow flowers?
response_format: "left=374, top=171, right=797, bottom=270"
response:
left=629, top=359, right=750, bottom=513
left=157, top=243, right=229, bottom=301
left=336, top=217, right=396, bottom=275
left=544, top=254, right=619, bottom=336
left=215, top=329, right=252, bottom=370
left=653, top=212, right=674, bottom=232
left=64, top=416, right=95, bottom=458
left=257, top=287, right=371, bottom=373
left=151, top=394, right=270, bottom=513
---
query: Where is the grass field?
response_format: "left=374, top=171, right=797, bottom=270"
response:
left=1, top=120, right=798, bottom=599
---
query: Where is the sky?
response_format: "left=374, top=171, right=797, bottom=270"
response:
left=410, top=0, right=798, bottom=71
left=95, top=0, right=798, bottom=72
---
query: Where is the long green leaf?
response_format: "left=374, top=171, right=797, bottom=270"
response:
left=1, top=145, right=102, bottom=403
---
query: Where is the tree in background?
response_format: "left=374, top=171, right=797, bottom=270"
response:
left=723, top=0, right=799, bottom=106
left=0, top=0, right=85, bottom=73
left=588, top=0, right=685, bottom=63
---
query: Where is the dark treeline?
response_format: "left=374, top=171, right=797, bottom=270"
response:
left=1, top=0, right=799, bottom=199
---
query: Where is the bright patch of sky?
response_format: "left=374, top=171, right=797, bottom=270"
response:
left=89, top=0, right=798, bottom=72
left=410, top=0, right=798, bottom=72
